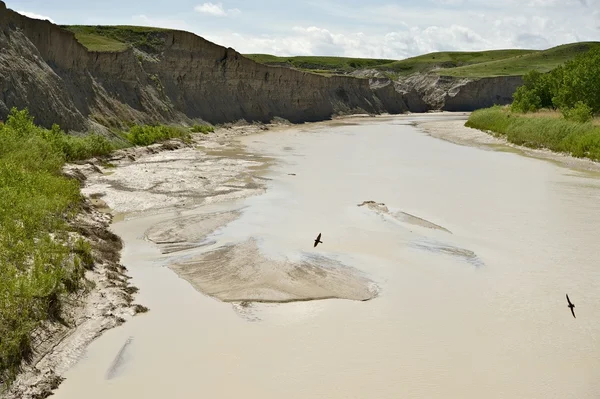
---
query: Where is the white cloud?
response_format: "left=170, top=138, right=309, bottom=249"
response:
left=194, top=2, right=240, bottom=17
left=17, top=11, right=54, bottom=23
left=204, top=22, right=534, bottom=60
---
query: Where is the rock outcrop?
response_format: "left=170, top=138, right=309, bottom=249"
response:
left=0, top=2, right=522, bottom=132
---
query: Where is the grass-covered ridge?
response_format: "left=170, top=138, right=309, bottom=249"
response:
left=466, top=106, right=600, bottom=160
left=441, top=42, right=600, bottom=77
left=0, top=108, right=206, bottom=386
left=246, top=43, right=599, bottom=78
left=373, top=49, right=536, bottom=76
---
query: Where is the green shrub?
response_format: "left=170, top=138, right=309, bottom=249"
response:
left=511, top=86, right=542, bottom=113
left=126, top=124, right=190, bottom=146
left=562, top=101, right=594, bottom=123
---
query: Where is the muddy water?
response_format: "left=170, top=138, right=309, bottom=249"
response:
left=54, top=115, right=600, bottom=399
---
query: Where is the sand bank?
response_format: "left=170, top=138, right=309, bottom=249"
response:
left=170, top=238, right=378, bottom=303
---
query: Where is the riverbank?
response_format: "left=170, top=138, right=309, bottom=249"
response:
left=462, top=106, right=600, bottom=162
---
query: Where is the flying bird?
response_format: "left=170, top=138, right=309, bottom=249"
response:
left=566, top=294, right=576, bottom=318
left=313, top=233, right=323, bottom=248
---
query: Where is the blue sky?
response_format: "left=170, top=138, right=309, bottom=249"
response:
left=8, top=0, right=600, bottom=59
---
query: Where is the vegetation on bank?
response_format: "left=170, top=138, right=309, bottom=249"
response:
left=465, top=46, right=600, bottom=160
left=126, top=124, right=192, bottom=146
left=0, top=108, right=208, bottom=386
left=509, top=47, right=600, bottom=119
left=466, top=107, right=600, bottom=160
left=190, top=124, right=214, bottom=134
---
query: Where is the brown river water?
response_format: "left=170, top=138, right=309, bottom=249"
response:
left=53, top=114, right=600, bottom=399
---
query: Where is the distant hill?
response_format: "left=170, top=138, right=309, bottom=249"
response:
left=245, top=42, right=600, bottom=78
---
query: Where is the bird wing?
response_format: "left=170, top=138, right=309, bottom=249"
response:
left=570, top=307, right=576, bottom=318
left=316, top=233, right=321, bottom=241
left=566, top=294, right=572, bottom=305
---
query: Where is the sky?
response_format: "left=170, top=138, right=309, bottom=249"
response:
left=8, top=0, right=600, bottom=59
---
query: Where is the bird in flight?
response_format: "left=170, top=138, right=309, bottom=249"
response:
left=314, top=233, right=323, bottom=248
left=566, top=294, right=576, bottom=318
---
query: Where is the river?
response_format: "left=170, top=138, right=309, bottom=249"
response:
left=53, top=114, right=600, bottom=399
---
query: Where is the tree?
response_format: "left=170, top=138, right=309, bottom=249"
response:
left=553, top=48, right=600, bottom=113
left=511, top=85, right=541, bottom=113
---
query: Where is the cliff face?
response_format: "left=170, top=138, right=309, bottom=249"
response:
left=0, top=2, right=522, bottom=132
left=0, top=3, right=414, bottom=132
left=441, top=75, right=523, bottom=111
left=394, top=73, right=523, bottom=111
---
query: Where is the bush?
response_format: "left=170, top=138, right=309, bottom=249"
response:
left=562, top=101, right=594, bottom=123
left=511, top=86, right=542, bottom=113
left=190, top=124, right=214, bottom=134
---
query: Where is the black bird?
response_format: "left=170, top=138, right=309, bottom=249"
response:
left=566, top=294, right=576, bottom=318
left=313, top=233, right=323, bottom=248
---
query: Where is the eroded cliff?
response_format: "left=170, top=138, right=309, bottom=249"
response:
left=0, top=2, right=522, bottom=132
left=394, top=73, right=523, bottom=111
left=0, top=3, right=417, bottom=132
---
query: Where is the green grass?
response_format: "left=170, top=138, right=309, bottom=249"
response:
left=126, top=124, right=191, bottom=145
left=466, top=106, right=600, bottom=160
left=0, top=108, right=196, bottom=387
left=68, top=33, right=128, bottom=52
left=442, top=42, right=600, bottom=77
left=62, top=25, right=170, bottom=53
left=374, top=49, right=535, bottom=76
left=245, top=50, right=534, bottom=77
left=0, top=109, right=101, bottom=385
